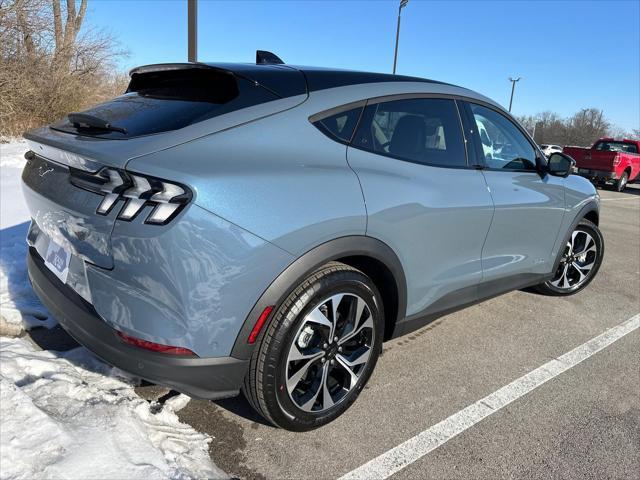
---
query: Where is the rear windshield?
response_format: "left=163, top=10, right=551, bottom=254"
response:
left=594, top=141, right=638, bottom=154
left=51, top=68, right=280, bottom=139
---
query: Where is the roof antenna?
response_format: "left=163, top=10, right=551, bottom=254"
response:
left=256, top=50, right=284, bottom=65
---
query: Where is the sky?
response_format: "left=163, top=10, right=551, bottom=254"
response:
left=86, top=0, right=640, bottom=132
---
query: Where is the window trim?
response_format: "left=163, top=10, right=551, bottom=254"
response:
left=349, top=94, right=472, bottom=170
left=460, top=100, right=546, bottom=174
left=308, top=93, right=544, bottom=172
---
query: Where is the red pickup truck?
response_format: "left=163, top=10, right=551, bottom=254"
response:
left=564, top=138, right=640, bottom=191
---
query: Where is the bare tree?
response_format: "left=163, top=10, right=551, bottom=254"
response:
left=566, top=108, right=610, bottom=146
left=516, top=108, right=634, bottom=147
left=1, top=0, right=127, bottom=136
left=52, top=0, right=87, bottom=68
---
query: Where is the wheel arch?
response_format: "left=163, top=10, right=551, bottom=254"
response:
left=231, top=236, right=407, bottom=359
left=583, top=208, right=599, bottom=226
left=552, top=200, right=600, bottom=273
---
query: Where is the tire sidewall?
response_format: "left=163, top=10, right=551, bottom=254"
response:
left=544, top=221, right=604, bottom=295
left=262, top=269, right=384, bottom=431
left=617, top=172, right=628, bottom=192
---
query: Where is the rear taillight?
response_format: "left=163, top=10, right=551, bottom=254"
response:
left=70, top=167, right=191, bottom=225
left=116, top=330, right=197, bottom=356
left=613, top=154, right=621, bottom=166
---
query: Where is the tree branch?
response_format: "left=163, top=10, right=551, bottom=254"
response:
left=52, top=0, right=63, bottom=54
left=75, top=0, right=87, bottom=36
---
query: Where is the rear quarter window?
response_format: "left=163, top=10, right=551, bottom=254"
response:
left=312, top=107, right=363, bottom=143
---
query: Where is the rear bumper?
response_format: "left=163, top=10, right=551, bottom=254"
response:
left=27, top=248, right=247, bottom=400
left=576, top=168, right=618, bottom=183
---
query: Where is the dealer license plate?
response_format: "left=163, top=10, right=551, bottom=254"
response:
left=44, top=239, right=71, bottom=284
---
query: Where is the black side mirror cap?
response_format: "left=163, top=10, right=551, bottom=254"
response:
left=547, top=152, right=575, bottom=178
left=535, top=154, right=549, bottom=176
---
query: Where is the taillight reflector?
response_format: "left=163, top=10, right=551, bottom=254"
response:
left=116, top=331, right=197, bottom=356
left=248, top=306, right=274, bottom=344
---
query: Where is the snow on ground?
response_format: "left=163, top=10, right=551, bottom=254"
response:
left=1, top=139, right=51, bottom=331
left=0, top=139, right=31, bottom=228
left=1, top=139, right=226, bottom=480
left=1, top=337, right=225, bottom=480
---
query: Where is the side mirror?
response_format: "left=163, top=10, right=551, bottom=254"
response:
left=547, top=152, right=575, bottom=177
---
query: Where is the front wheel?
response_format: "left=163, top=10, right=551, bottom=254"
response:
left=534, top=219, right=604, bottom=296
left=243, top=262, right=384, bottom=431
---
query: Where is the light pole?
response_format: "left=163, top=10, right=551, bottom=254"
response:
left=188, top=0, right=197, bottom=62
left=508, top=76, right=521, bottom=112
left=392, top=0, right=409, bottom=74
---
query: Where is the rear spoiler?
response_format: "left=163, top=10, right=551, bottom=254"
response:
left=128, top=50, right=286, bottom=75
left=128, top=58, right=307, bottom=99
left=128, top=63, right=212, bottom=76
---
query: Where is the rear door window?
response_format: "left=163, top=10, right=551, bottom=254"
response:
left=352, top=98, right=467, bottom=168
left=51, top=68, right=280, bottom=139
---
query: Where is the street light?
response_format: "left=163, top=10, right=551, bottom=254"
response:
left=508, top=76, right=521, bottom=112
left=392, top=0, right=409, bottom=74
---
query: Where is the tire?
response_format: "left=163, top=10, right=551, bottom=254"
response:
left=616, top=171, right=629, bottom=192
left=242, top=262, right=384, bottom=431
left=534, top=219, right=604, bottom=296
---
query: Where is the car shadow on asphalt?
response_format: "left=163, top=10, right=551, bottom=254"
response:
left=213, top=392, right=273, bottom=427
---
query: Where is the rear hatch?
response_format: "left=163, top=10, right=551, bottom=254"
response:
left=22, top=63, right=308, bottom=269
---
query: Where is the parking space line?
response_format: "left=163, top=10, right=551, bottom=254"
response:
left=600, top=197, right=640, bottom=202
left=339, top=313, right=640, bottom=480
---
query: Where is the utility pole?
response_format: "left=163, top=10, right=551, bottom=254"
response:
left=508, top=77, right=521, bottom=112
left=188, top=0, right=197, bottom=62
left=392, top=0, right=409, bottom=74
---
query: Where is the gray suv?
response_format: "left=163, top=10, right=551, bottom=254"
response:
left=23, top=56, right=603, bottom=431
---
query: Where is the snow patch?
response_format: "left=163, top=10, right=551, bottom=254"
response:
left=1, top=138, right=52, bottom=332
left=0, top=337, right=226, bottom=480
left=0, top=139, right=30, bottom=227
left=1, top=221, right=54, bottom=331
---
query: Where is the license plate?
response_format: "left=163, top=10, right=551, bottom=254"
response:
left=579, top=168, right=590, bottom=174
left=44, top=239, right=71, bottom=284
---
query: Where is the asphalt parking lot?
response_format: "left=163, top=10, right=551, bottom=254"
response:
left=175, top=184, right=639, bottom=480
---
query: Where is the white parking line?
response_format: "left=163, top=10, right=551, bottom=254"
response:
left=339, top=313, right=640, bottom=480
left=600, top=197, right=640, bottom=202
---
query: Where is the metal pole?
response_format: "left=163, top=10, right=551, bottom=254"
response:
left=392, top=8, right=402, bottom=74
left=188, top=0, right=197, bottom=62
left=392, top=0, right=408, bottom=74
left=508, top=77, right=521, bottom=112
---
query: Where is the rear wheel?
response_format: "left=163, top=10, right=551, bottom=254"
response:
left=534, top=219, right=604, bottom=296
left=243, top=262, right=384, bottom=431
left=616, top=171, right=629, bottom=192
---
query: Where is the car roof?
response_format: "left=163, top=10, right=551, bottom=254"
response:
left=281, top=64, right=450, bottom=91
left=130, top=62, right=501, bottom=111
